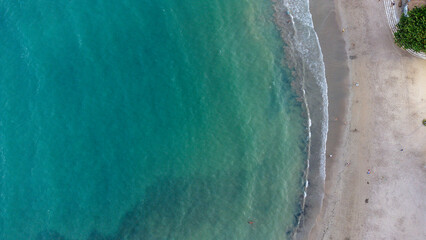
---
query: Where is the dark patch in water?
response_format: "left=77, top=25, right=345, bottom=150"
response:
left=37, top=172, right=250, bottom=240
left=36, top=231, right=68, bottom=240
left=87, top=231, right=111, bottom=240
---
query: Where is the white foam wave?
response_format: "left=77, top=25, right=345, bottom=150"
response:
left=281, top=0, right=328, bottom=179
left=273, top=0, right=329, bottom=237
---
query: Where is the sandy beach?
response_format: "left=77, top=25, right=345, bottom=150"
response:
left=308, top=0, right=426, bottom=239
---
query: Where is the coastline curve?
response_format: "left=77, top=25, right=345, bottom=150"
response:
left=272, top=0, right=329, bottom=238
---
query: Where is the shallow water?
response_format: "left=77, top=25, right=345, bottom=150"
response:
left=0, top=1, right=309, bottom=239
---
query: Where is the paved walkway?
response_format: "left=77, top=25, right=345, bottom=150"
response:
left=383, top=0, right=426, bottom=59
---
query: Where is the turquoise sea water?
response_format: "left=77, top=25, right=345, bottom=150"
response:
left=0, top=0, right=308, bottom=239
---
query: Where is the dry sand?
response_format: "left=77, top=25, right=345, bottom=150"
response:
left=308, top=0, right=426, bottom=239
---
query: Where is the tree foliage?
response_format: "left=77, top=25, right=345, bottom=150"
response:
left=394, top=6, right=426, bottom=53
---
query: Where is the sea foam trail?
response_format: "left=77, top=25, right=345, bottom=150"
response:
left=272, top=0, right=328, bottom=238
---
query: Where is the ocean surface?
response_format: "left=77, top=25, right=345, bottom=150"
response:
left=0, top=0, right=327, bottom=239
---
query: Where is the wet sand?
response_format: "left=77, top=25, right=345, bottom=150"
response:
left=293, top=0, right=349, bottom=239
left=309, top=0, right=426, bottom=239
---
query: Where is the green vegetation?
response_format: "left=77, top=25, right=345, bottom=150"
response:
left=423, top=119, right=426, bottom=126
left=394, top=6, right=426, bottom=53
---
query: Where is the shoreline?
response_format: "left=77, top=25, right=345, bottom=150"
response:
left=293, top=0, right=350, bottom=238
left=271, top=1, right=331, bottom=238
left=309, top=0, right=426, bottom=239
left=271, top=2, right=330, bottom=237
